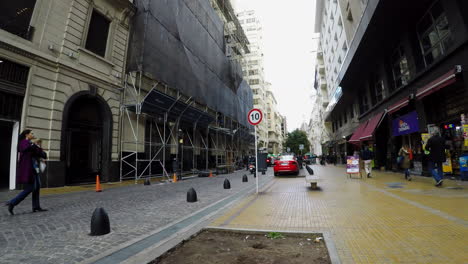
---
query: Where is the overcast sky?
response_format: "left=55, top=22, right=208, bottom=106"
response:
left=234, top=0, right=318, bottom=132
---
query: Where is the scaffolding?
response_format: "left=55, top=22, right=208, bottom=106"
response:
left=120, top=71, right=253, bottom=183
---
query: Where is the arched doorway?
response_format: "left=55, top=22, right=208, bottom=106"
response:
left=61, top=92, right=112, bottom=184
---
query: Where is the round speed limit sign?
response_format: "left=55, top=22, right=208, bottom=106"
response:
left=248, top=108, right=263, bottom=126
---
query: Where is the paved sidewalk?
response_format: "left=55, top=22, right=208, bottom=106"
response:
left=210, top=165, right=468, bottom=264
left=0, top=170, right=271, bottom=264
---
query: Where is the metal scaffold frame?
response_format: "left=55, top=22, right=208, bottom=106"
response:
left=120, top=71, right=252, bottom=183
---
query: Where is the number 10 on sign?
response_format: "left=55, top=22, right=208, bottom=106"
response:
left=248, top=109, right=263, bottom=194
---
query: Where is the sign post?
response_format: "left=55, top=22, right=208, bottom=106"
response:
left=248, top=108, right=263, bottom=193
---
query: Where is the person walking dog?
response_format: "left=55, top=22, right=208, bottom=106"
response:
left=4, top=130, right=47, bottom=215
left=425, top=129, right=446, bottom=187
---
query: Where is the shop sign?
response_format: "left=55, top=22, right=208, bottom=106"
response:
left=392, top=111, right=420, bottom=136
left=421, top=133, right=430, bottom=155
left=346, top=156, right=360, bottom=174
left=463, top=124, right=468, bottom=147
left=460, top=156, right=468, bottom=172
left=443, top=155, right=453, bottom=173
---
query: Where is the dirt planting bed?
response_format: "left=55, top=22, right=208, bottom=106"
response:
left=150, top=229, right=331, bottom=264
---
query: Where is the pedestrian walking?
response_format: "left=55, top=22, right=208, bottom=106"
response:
left=4, top=130, right=47, bottom=215
left=399, top=144, right=412, bottom=181
left=361, top=145, right=374, bottom=178
left=425, top=129, right=446, bottom=186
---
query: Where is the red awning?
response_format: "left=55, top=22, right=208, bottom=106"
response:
left=360, top=111, right=386, bottom=141
left=416, top=66, right=461, bottom=99
left=387, top=97, right=409, bottom=114
left=349, top=121, right=368, bottom=145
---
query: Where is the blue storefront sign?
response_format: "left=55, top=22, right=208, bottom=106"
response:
left=392, top=111, right=420, bottom=136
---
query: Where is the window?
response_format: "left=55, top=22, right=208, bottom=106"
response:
left=346, top=10, right=353, bottom=22
left=359, top=92, right=369, bottom=114
left=391, top=46, right=411, bottom=90
left=253, top=98, right=259, bottom=105
left=85, top=10, right=110, bottom=57
left=342, top=42, right=348, bottom=52
left=374, top=80, right=384, bottom=103
left=248, top=69, right=258, bottom=75
left=417, top=1, right=453, bottom=66
left=0, top=0, right=37, bottom=40
left=249, top=79, right=260, bottom=85
left=247, top=18, right=255, bottom=23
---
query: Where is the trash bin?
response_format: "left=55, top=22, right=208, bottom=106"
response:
left=459, top=154, right=468, bottom=181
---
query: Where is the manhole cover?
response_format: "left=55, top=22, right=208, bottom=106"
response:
left=385, top=182, right=405, bottom=188
left=387, top=185, right=404, bottom=188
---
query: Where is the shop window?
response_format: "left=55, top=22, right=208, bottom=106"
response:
left=417, top=1, right=453, bottom=67
left=0, top=0, right=37, bottom=40
left=391, top=46, right=411, bottom=90
left=85, top=10, right=110, bottom=57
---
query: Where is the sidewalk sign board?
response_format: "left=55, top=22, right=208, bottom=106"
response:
left=248, top=108, right=263, bottom=193
left=346, top=156, right=361, bottom=178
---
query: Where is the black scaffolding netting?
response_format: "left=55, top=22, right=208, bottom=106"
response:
left=127, top=0, right=253, bottom=127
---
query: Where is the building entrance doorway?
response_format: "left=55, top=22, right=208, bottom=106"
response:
left=0, top=121, right=13, bottom=189
left=64, top=96, right=104, bottom=184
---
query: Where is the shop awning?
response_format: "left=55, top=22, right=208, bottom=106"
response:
left=416, top=66, right=462, bottom=99
left=348, top=121, right=368, bottom=145
left=360, top=111, right=386, bottom=141
left=387, top=97, right=409, bottom=114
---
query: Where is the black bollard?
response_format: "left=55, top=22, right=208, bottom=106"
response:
left=253, top=172, right=256, bottom=178
left=187, top=187, right=198, bottom=202
left=144, top=178, right=151, bottom=185
left=90, top=208, right=110, bottom=236
left=306, top=165, right=314, bottom=175
left=223, top=179, right=231, bottom=189
left=242, top=174, right=248, bottom=182
left=262, top=170, right=265, bottom=175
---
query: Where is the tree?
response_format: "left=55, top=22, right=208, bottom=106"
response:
left=284, top=129, right=310, bottom=155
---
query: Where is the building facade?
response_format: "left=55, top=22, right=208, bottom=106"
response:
left=237, top=10, right=269, bottom=149
left=312, top=0, right=367, bottom=161
left=0, top=0, right=135, bottom=189
left=329, top=0, right=468, bottom=176
left=265, top=87, right=283, bottom=154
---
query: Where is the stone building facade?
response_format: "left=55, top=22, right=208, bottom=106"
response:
left=0, top=0, right=135, bottom=189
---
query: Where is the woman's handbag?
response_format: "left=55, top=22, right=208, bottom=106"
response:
left=39, top=160, right=47, bottom=173
left=397, top=156, right=404, bottom=165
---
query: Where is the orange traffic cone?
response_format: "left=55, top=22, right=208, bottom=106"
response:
left=209, top=170, right=213, bottom=177
left=95, top=175, right=102, bottom=192
left=173, top=173, right=178, bottom=183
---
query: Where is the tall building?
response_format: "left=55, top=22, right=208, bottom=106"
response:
left=237, top=10, right=269, bottom=149
left=312, top=0, right=367, bottom=160
left=323, top=0, right=468, bottom=176
left=0, top=0, right=135, bottom=189
left=265, top=86, right=283, bottom=154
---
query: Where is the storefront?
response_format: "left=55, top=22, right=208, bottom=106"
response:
left=422, top=79, right=468, bottom=177
left=387, top=66, right=468, bottom=176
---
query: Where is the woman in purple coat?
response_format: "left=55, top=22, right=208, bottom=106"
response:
left=4, top=129, right=47, bottom=215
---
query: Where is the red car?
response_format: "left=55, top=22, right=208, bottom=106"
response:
left=274, top=155, right=300, bottom=176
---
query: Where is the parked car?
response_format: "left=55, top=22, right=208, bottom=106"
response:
left=274, top=155, right=300, bottom=176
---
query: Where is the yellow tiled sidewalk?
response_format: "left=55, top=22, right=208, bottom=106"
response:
left=210, top=165, right=468, bottom=264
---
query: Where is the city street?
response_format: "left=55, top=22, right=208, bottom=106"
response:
left=1, top=166, right=467, bottom=263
